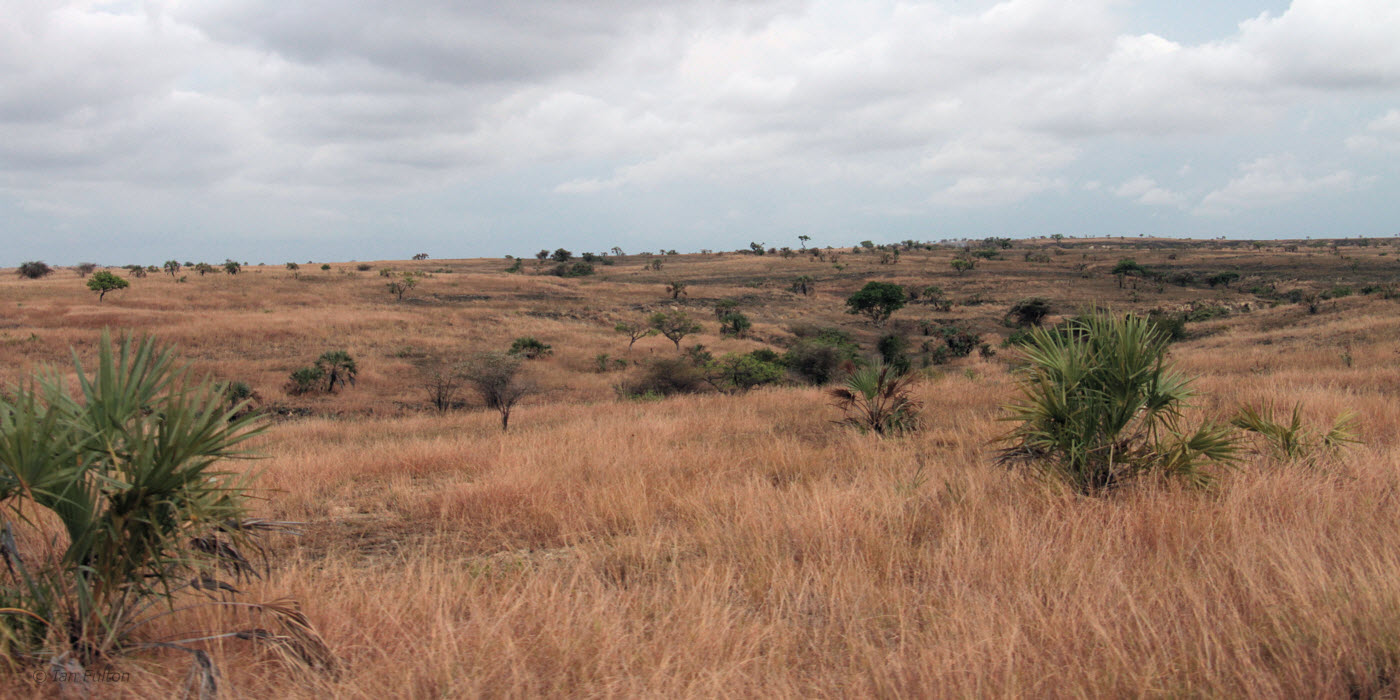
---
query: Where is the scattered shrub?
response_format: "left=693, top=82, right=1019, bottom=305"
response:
left=1006, top=297, right=1052, bottom=327
left=356, top=263, right=373, bottom=271
left=16, top=261, right=54, bottom=279
left=705, top=351, right=786, bottom=393
left=74, top=262, right=97, bottom=277
left=619, top=357, right=705, bottom=398
left=719, top=312, right=752, bottom=337
left=508, top=337, right=553, bottom=359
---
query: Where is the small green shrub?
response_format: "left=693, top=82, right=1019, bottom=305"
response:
left=1231, top=403, right=1359, bottom=464
left=285, top=366, right=325, bottom=395
left=619, top=357, right=705, bottom=398
left=508, top=337, right=553, bottom=359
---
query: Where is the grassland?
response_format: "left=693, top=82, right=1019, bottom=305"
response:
left=3, top=237, right=1400, bottom=697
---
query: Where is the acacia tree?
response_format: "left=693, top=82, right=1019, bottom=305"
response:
left=845, top=281, right=906, bottom=327
left=387, top=271, right=418, bottom=301
left=74, top=262, right=97, bottom=278
left=649, top=310, right=702, bottom=350
left=87, top=270, right=129, bottom=301
left=615, top=321, right=658, bottom=353
left=951, top=258, right=975, bottom=275
left=164, top=260, right=181, bottom=277
left=464, top=351, right=532, bottom=431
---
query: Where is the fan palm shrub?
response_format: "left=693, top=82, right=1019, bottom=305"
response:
left=1231, top=403, right=1359, bottom=464
left=0, top=333, right=332, bottom=680
left=999, top=311, right=1237, bottom=493
left=829, top=361, right=921, bottom=436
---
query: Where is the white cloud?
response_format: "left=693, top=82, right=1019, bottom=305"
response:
left=1114, top=176, right=1186, bottom=207
left=2, top=0, right=1399, bottom=262
left=1196, top=155, right=1357, bottom=214
left=1346, top=108, right=1400, bottom=152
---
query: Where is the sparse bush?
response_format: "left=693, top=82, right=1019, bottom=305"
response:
left=16, top=261, right=53, bottom=279
left=285, top=367, right=323, bottom=396
left=665, top=280, right=688, bottom=299
left=74, top=262, right=97, bottom=277
left=550, top=262, right=594, bottom=277
left=877, top=333, right=912, bottom=375
left=950, top=258, right=975, bottom=275
left=1006, top=297, right=1052, bottom=327
left=829, top=361, right=921, bottom=436
left=783, top=327, right=860, bottom=385
left=791, top=276, right=814, bottom=296
left=551, top=248, right=573, bottom=263
left=1206, top=271, right=1240, bottom=288
left=719, top=312, right=752, bottom=338
left=357, top=263, right=373, bottom=271
left=620, top=357, right=705, bottom=398
left=464, top=351, right=531, bottom=430
left=194, top=262, right=214, bottom=276
left=421, top=362, right=464, bottom=412
left=508, top=337, right=553, bottom=359
left=998, top=311, right=1238, bottom=493
left=412, top=253, right=429, bottom=260
left=123, top=264, right=148, bottom=278
left=223, top=259, right=241, bottom=275
left=164, top=260, right=181, bottom=277
left=713, top=299, right=738, bottom=319
left=286, top=262, right=300, bottom=270
left=704, top=351, right=786, bottom=393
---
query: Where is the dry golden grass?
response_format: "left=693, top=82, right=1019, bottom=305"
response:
left=3, top=239, right=1400, bottom=697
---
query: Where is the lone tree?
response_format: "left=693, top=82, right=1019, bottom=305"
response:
left=650, top=310, right=703, bottom=350
left=17, top=261, right=53, bottom=279
left=791, top=275, right=814, bottom=296
left=615, top=321, right=658, bottom=352
left=951, top=258, right=975, bottom=275
left=845, top=281, right=907, bottom=327
left=798, top=234, right=811, bottom=250
left=1112, top=258, right=1150, bottom=288
left=164, top=260, right=181, bottom=277
left=315, top=350, right=358, bottom=393
left=223, top=259, right=241, bottom=275
left=551, top=248, right=572, bottom=263
left=86, top=270, right=129, bottom=301
left=386, top=271, right=418, bottom=301
left=464, top=351, right=532, bottom=431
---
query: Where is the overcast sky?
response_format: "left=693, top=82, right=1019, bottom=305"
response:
left=3, top=0, right=1398, bottom=265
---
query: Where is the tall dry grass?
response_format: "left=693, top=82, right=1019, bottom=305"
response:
left=2, top=241, right=1399, bottom=697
